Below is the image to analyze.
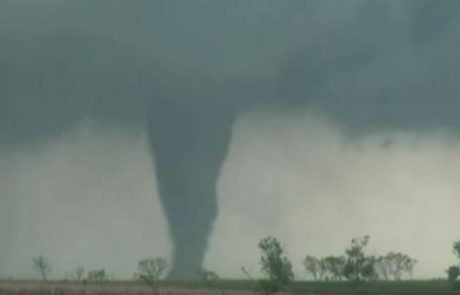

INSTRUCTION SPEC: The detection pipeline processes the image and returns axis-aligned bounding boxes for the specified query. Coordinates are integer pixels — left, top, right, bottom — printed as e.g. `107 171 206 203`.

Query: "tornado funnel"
147 99 235 278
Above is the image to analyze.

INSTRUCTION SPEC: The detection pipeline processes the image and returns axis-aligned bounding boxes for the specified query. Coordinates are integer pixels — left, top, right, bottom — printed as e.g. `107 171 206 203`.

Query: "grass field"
0 280 458 295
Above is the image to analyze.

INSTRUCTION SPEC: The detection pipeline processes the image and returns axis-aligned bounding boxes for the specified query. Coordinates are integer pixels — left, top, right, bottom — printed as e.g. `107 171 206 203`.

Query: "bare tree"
241 267 253 280
32 256 52 281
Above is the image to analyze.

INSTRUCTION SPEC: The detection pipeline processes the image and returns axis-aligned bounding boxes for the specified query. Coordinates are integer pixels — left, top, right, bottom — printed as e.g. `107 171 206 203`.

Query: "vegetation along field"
3 236 460 295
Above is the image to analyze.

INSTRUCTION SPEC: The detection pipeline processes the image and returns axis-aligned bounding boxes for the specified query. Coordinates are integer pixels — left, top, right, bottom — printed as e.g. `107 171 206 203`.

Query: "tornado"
147 99 236 278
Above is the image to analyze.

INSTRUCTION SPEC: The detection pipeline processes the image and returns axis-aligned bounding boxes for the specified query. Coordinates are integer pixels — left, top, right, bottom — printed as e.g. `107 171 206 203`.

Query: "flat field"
0 280 458 295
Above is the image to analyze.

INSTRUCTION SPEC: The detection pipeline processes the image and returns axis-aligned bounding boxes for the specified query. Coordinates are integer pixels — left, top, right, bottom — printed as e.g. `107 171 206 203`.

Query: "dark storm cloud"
1 0 460 278
1 0 459 139
277 0 460 135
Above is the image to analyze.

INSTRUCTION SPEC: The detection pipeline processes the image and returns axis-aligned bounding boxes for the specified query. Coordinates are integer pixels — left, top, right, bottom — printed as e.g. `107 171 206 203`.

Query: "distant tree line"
303 236 417 282
33 234 460 289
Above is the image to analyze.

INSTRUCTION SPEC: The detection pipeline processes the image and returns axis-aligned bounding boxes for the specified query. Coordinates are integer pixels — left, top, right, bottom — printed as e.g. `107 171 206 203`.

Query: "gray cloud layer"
1 1 460 141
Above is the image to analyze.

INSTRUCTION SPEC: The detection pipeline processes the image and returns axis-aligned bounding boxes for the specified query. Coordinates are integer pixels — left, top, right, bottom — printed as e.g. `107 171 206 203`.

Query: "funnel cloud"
148 100 235 277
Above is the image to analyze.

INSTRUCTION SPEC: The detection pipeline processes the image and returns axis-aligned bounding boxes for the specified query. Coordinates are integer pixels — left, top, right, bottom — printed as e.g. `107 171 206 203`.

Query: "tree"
323 256 346 281
343 235 376 282
361 255 378 281
375 252 417 280
447 241 460 282
303 256 320 280
87 269 107 284
68 267 85 282
32 256 51 281
453 241 460 260
258 236 294 294
241 267 253 280
400 254 417 279
375 255 391 281
318 258 329 280
136 257 168 294
447 266 460 282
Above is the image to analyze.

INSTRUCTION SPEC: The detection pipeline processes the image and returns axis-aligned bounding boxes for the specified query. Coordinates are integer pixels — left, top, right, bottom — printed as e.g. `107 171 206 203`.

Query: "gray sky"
1 0 460 280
